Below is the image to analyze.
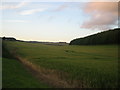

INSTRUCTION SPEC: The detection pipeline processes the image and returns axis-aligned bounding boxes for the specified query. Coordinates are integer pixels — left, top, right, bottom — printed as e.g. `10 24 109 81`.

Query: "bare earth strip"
14 55 82 88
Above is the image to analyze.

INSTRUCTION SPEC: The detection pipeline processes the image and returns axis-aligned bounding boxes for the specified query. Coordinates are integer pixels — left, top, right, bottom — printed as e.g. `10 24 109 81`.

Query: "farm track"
14 55 83 88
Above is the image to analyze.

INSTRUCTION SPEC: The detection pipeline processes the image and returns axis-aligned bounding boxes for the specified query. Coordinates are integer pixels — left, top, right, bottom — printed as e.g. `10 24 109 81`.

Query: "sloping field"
2 46 50 88
3 41 118 88
2 57 50 88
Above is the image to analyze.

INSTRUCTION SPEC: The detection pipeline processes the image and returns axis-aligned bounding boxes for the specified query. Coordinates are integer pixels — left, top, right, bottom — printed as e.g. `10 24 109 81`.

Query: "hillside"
2 40 118 88
70 28 120 45
2 42 50 88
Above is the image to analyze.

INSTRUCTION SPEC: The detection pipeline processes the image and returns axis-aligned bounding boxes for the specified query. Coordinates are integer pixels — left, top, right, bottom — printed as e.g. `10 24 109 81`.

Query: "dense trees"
2 37 16 41
70 28 120 45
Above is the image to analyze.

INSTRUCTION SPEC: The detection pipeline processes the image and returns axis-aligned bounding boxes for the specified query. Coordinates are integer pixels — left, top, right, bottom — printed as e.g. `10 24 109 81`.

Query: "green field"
2 57 50 88
3 41 118 88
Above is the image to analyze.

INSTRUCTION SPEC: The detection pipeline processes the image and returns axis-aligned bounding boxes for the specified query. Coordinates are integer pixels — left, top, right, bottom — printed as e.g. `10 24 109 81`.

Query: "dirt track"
15 55 78 88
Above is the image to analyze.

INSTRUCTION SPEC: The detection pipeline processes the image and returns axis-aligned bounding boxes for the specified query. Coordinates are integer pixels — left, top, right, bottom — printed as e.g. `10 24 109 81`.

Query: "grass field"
3 41 119 88
2 57 50 88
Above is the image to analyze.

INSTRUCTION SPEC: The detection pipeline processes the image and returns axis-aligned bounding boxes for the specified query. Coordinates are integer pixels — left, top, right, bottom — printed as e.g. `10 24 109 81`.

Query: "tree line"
70 28 120 45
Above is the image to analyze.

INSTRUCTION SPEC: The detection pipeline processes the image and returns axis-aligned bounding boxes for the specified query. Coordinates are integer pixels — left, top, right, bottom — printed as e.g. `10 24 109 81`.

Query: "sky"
0 0 118 43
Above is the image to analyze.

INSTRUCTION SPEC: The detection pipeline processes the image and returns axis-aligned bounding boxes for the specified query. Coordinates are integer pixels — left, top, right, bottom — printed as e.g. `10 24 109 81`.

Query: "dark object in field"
70 28 120 45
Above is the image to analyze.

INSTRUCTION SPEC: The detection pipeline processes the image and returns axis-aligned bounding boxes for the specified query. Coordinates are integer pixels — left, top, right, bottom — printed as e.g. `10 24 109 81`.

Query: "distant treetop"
2 37 16 41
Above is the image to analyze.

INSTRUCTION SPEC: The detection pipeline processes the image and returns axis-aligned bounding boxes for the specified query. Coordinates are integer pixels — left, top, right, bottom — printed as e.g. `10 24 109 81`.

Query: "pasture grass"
2 57 50 88
3 41 118 88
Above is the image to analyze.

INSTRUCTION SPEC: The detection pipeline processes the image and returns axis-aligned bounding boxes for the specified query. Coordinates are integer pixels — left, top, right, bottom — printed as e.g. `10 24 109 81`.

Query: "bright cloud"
53 4 68 12
80 2 118 30
19 8 46 15
3 20 29 23
0 1 29 10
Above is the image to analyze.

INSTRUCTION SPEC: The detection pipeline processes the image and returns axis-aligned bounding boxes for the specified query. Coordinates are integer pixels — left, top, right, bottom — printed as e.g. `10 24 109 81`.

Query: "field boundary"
4 42 80 88
15 55 80 88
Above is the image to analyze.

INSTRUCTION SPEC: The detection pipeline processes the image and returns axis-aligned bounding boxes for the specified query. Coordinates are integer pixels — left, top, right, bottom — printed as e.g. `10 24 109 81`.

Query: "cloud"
53 4 68 12
90 0 119 2
19 8 46 15
4 20 29 23
15 1 29 8
3 0 119 2
80 2 118 30
0 0 29 10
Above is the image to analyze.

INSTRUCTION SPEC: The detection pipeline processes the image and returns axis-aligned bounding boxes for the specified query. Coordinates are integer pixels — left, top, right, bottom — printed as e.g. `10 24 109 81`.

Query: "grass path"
14 55 75 88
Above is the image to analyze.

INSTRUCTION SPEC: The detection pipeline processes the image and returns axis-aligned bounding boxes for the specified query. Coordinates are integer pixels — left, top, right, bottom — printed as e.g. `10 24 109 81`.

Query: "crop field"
3 41 119 88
